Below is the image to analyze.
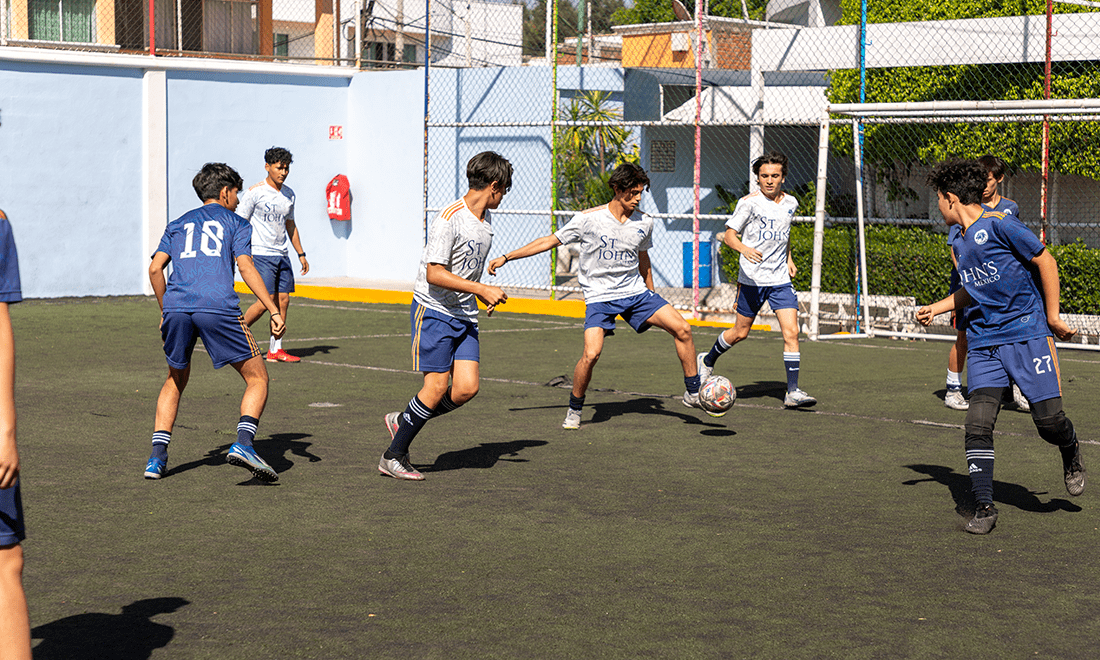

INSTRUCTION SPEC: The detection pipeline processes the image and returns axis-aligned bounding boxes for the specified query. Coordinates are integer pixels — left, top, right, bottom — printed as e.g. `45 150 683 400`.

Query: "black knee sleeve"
964 388 1002 446
1031 397 1076 448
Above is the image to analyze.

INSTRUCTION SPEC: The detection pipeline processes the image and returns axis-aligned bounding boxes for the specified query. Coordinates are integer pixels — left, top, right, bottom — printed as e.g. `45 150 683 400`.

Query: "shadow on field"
588 398 732 432
32 597 189 659
902 464 1083 517
733 380 792 405
421 440 548 472
281 344 339 359
165 434 319 482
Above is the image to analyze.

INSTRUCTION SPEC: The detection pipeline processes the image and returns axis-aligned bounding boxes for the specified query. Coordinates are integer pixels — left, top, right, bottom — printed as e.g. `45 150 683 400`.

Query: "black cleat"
965 503 999 535
1063 443 1086 497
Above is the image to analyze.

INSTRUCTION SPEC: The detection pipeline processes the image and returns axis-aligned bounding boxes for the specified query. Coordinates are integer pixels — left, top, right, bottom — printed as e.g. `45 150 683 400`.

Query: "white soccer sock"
270 335 281 352
946 370 962 390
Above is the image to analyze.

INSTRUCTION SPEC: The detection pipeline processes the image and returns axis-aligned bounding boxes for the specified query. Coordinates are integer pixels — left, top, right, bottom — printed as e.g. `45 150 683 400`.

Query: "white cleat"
944 390 969 410
696 352 713 383
562 408 581 430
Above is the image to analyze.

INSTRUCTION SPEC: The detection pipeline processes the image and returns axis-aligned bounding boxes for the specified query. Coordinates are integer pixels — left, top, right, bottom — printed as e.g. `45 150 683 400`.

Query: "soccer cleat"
965 503 999 535
266 349 301 363
1063 443 1086 496
562 408 582 430
696 352 713 383
227 442 279 482
944 389 969 410
144 457 166 480
1012 383 1031 412
783 388 817 408
384 412 401 440
682 390 703 410
378 452 424 481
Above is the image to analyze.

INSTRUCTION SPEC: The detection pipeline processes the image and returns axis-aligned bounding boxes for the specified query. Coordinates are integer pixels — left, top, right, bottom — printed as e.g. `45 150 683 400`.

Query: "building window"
651 140 676 173
403 44 416 63
274 32 289 57
364 41 397 63
29 0 94 42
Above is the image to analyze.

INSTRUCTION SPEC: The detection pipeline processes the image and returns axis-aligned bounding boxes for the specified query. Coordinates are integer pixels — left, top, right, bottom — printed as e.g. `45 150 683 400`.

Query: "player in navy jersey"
378 152 511 480
0 209 31 659
489 162 707 429
918 160 1084 535
144 163 287 483
942 155 1028 411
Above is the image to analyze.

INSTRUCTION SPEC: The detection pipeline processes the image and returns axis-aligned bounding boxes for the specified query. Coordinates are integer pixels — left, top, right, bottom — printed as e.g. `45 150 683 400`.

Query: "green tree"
557 90 638 209
523 0 626 59
611 0 767 26
827 0 1100 181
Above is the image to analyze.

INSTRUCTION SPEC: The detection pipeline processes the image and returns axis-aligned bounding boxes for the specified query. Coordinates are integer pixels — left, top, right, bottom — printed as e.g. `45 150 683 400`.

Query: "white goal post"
807 98 1100 350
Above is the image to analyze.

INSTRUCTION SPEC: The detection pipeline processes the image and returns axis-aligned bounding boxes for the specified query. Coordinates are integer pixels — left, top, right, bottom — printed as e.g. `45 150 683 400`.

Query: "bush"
716 224 1100 311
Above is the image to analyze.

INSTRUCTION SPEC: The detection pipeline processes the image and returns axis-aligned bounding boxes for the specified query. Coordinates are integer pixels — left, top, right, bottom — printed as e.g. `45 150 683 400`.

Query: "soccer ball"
699 375 736 417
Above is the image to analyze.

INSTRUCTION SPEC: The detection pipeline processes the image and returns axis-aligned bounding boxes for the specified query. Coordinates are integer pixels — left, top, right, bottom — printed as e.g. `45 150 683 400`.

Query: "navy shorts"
411 301 479 373
253 255 295 295
585 290 669 334
162 312 261 370
0 480 25 546
737 283 798 318
968 336 1062 404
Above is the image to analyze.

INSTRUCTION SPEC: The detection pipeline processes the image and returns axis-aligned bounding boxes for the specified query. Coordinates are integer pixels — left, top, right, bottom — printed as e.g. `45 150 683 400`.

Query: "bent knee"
452 386 479 405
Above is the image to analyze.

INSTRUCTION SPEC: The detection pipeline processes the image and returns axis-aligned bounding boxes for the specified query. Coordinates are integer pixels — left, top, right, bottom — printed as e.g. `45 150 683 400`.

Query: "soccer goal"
807 99 1100 350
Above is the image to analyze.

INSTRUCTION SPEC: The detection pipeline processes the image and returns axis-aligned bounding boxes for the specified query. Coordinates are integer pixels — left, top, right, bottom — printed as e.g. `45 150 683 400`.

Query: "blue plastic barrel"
682 241 712 288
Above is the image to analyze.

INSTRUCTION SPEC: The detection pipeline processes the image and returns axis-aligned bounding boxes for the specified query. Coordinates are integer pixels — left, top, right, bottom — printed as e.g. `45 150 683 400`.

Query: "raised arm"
487 235 563 275
1032 249 1076 341
917 289 972 326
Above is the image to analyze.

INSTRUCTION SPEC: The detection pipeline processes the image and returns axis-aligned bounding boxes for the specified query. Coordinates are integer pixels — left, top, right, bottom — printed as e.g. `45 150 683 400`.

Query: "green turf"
13 295 1100 658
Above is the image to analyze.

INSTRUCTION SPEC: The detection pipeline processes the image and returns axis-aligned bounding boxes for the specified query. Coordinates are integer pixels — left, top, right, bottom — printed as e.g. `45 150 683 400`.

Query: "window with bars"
29 0 94 42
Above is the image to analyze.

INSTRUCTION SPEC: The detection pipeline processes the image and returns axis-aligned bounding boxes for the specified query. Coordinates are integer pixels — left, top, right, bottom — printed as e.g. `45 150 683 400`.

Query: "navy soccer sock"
151 431 170 461
388 396 433 456
704 333 732 368
569 394 585 412
430 389 462 419
966 448 995 505
783 352 800 391
237 415 259 448
685 374 700 395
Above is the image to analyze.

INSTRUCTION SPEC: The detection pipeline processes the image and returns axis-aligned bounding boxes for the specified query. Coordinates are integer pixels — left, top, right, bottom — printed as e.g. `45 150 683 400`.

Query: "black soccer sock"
569 394 585 412
388 396 433 455
685 374 700 395
431 389 462 419
237 415 259 448
704 333 732 368
151 431 170 461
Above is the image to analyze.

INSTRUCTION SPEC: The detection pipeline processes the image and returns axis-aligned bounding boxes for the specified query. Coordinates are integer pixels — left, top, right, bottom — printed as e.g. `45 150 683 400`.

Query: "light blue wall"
0 61 145 297
345 69 425 282
166 71 351 280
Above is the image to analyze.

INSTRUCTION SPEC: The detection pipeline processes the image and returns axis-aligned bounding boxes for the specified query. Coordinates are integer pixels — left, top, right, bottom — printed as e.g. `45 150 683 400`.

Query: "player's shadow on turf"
164 439 308 485
902 464 1083 516
31 597 189 659
283 345 338 359
421 440 548 472
736 380 796 406
588 397 732 431
264 432 322 474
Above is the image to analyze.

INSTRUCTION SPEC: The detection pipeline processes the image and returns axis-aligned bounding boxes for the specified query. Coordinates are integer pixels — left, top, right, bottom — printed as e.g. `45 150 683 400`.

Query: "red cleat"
266 349 301 363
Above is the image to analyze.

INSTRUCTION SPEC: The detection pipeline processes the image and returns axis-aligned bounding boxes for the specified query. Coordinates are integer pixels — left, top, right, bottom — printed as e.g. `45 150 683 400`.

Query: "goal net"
807 99 1100 350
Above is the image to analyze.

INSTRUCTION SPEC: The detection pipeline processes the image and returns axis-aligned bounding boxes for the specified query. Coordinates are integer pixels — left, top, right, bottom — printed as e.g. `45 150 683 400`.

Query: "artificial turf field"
12 294 1100 659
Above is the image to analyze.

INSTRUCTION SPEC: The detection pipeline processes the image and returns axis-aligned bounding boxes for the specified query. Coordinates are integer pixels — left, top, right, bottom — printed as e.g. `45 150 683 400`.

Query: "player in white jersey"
379 152 511 481
238 147 310 363
488 162 708 429
697 152 816 408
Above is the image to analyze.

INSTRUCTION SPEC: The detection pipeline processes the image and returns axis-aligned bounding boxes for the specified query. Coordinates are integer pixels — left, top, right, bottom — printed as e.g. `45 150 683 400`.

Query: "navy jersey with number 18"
157 204 253 316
